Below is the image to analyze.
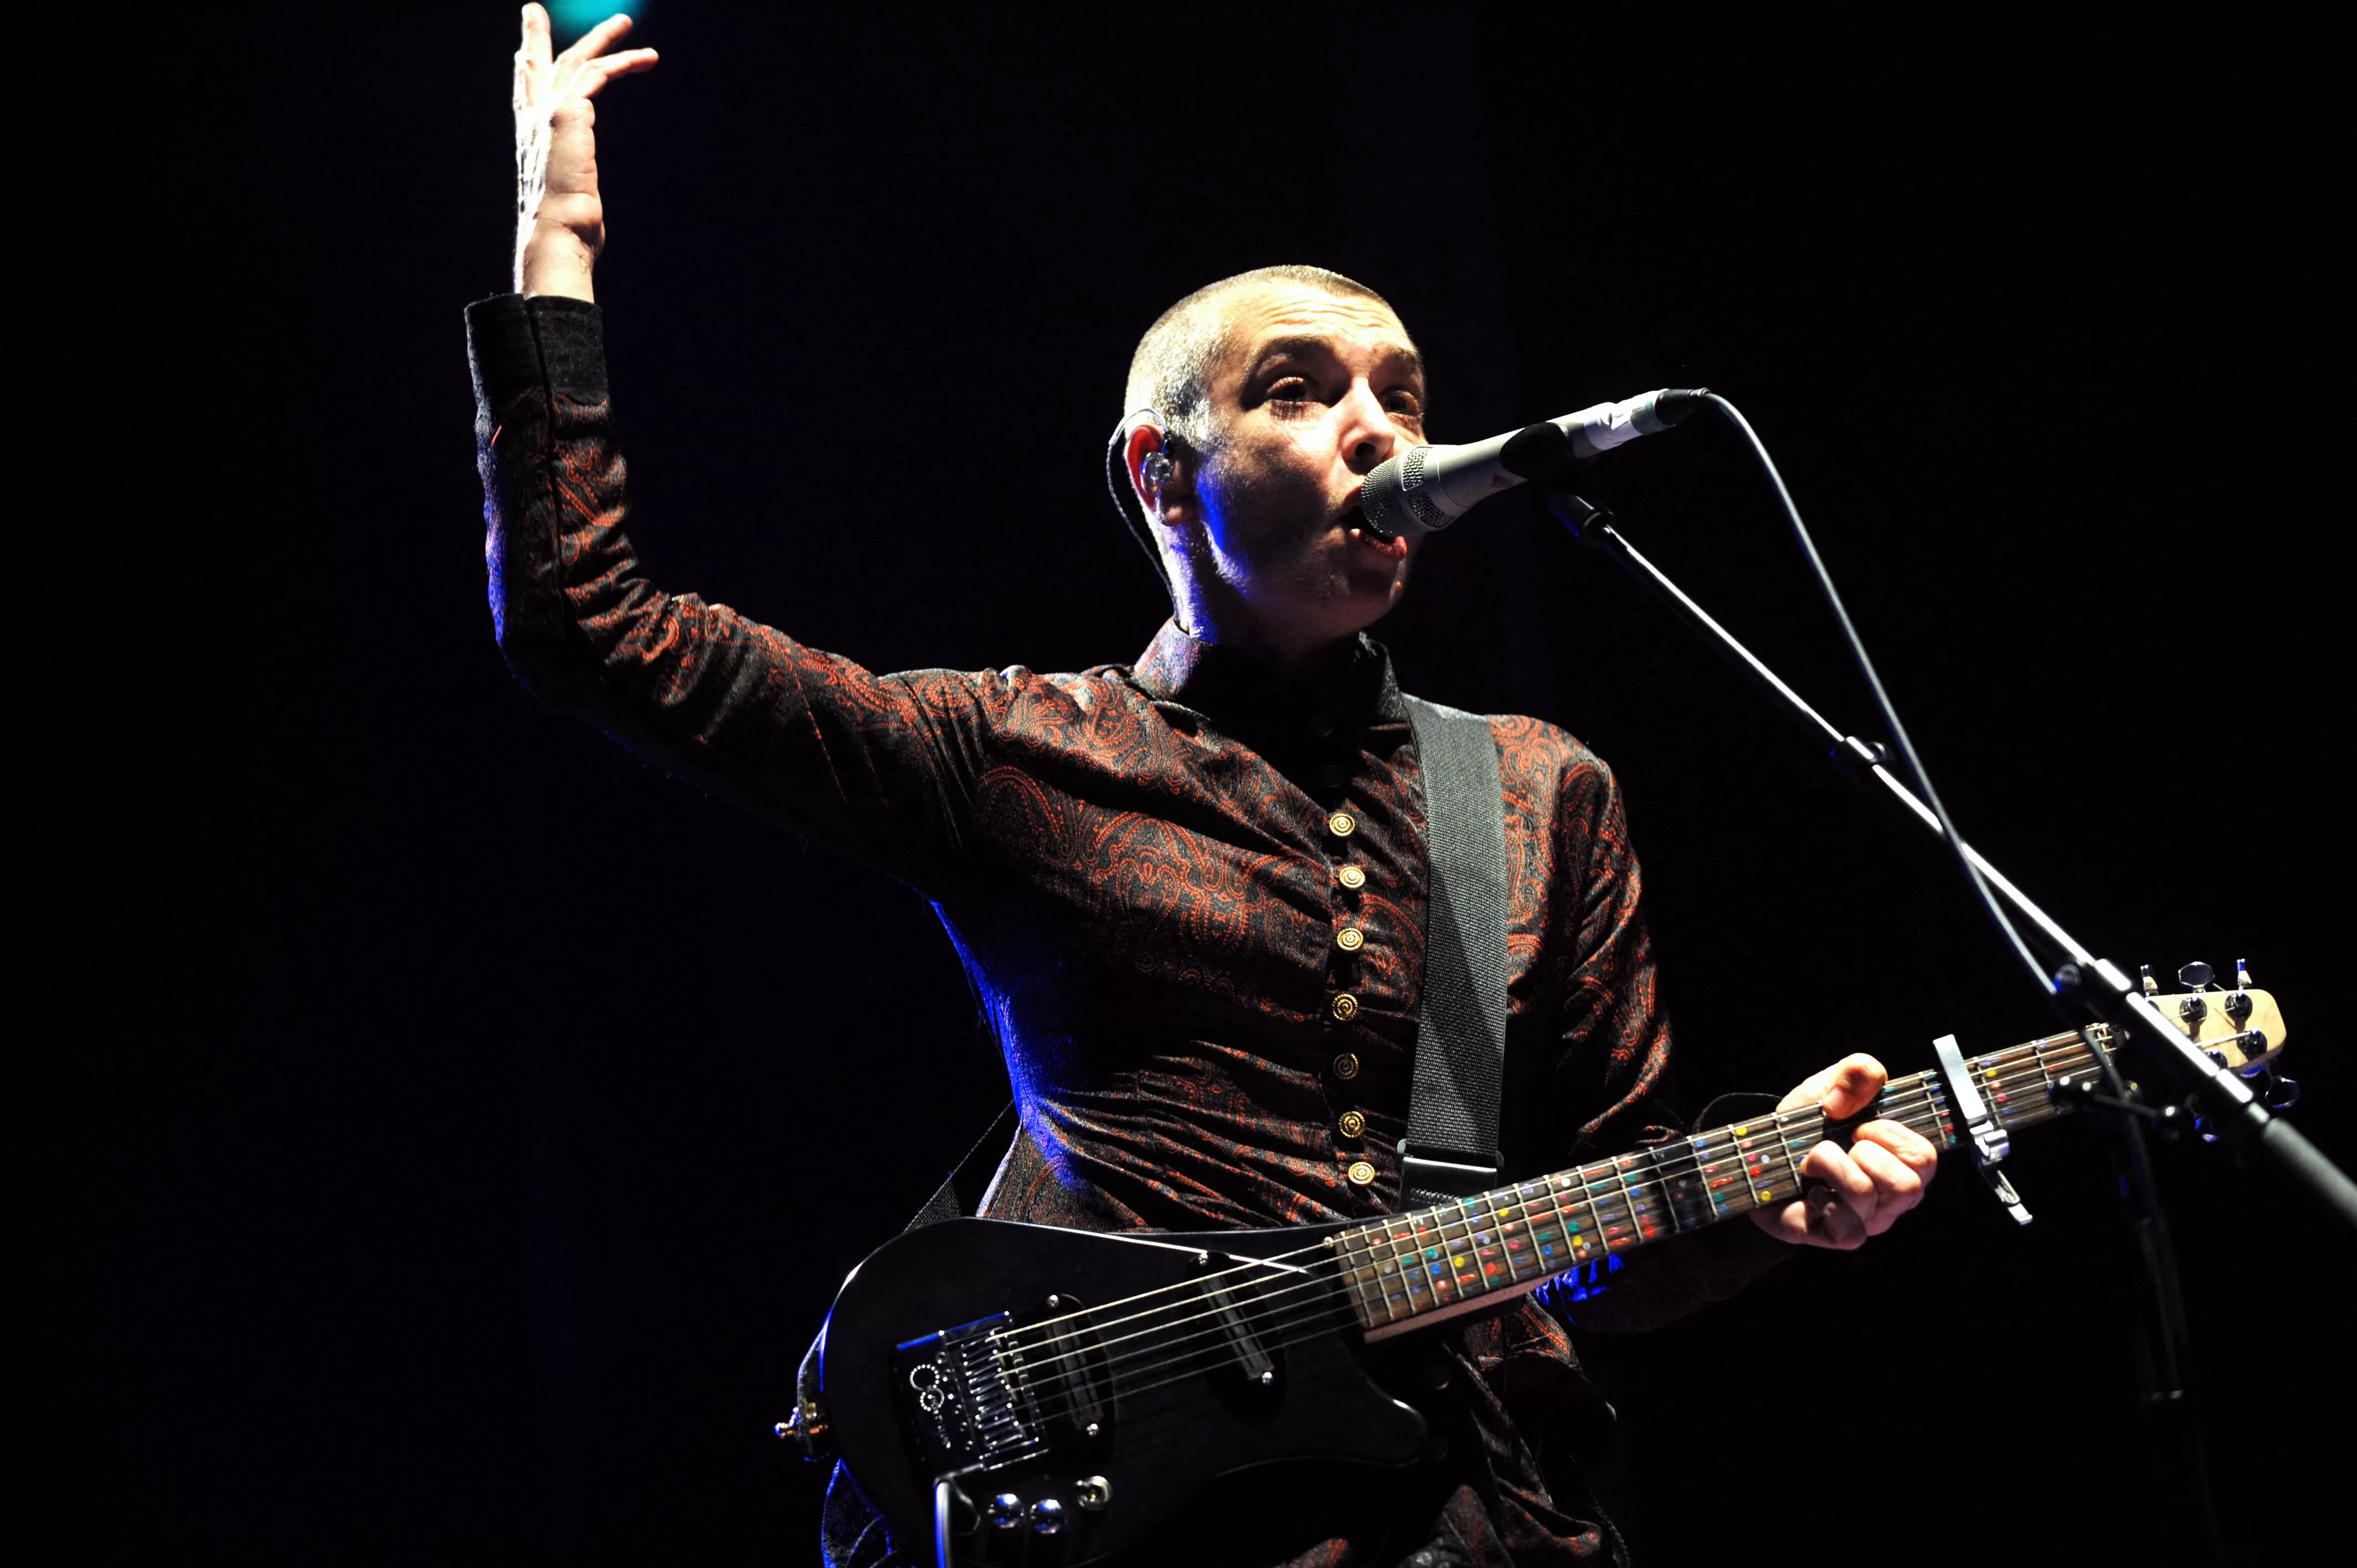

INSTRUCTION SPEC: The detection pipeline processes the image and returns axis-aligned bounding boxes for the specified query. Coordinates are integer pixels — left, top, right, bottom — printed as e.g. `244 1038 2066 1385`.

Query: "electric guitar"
792 981 2289 1564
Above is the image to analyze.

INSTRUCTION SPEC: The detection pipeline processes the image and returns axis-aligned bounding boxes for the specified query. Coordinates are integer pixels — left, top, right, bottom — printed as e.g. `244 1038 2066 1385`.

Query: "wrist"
519 225 596 302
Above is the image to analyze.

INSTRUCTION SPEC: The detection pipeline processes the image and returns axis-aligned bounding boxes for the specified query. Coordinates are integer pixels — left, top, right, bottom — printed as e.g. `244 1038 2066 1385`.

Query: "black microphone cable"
1703 393 2054 1003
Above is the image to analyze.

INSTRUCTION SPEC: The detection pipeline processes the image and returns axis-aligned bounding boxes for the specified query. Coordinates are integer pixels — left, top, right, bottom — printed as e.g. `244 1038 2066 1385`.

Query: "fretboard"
1336 1026 2108 1338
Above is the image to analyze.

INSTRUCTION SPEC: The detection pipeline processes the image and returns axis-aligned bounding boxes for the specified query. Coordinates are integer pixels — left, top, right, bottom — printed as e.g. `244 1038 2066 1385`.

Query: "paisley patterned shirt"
467 294 1785 1566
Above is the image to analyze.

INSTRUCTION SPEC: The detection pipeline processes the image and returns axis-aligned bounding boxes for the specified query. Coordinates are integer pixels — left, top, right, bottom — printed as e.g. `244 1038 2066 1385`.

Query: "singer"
477 12 1937 1565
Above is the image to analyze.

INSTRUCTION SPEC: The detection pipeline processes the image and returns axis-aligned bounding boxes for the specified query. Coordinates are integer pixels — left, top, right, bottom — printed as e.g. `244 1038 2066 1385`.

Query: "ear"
1124 421 1188 524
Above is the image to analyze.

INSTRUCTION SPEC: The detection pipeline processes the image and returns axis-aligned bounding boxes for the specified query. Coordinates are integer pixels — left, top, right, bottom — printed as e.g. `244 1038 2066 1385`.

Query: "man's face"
1181 284 1428 648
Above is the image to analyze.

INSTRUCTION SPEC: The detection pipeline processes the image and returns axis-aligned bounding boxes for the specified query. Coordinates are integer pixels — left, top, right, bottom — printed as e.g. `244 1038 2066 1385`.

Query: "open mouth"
1341 506 1408 558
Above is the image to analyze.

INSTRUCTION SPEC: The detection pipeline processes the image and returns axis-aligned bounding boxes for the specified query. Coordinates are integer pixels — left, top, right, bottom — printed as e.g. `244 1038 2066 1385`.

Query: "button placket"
1320 742 1371 1193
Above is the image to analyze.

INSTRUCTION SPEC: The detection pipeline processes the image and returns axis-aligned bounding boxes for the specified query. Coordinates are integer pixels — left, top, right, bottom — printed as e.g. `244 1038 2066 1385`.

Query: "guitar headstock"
2142 959 2288 1075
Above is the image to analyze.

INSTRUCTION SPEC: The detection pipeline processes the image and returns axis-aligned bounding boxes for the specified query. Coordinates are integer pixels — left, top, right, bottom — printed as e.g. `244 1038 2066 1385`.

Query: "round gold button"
1339 1110 1367 1139
1337 865 1366 890
1317 762 1348 788
1332 1051 1361 1080
1330 992 1360 1023
1336 926 1365 952
1327 811 1356 838
1346 1159 1377 1187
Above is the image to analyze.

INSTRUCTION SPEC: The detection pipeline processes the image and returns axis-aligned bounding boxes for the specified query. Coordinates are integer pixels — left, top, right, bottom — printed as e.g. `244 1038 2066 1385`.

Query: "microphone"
1358 388 1709 535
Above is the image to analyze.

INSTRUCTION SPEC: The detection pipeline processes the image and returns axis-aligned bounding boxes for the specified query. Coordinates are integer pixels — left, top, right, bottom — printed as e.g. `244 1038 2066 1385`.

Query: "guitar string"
1007 1100 1892 1415
988 1070 1937 1363
987 1027 2098 1357
1000 1053 2091 1414
984 1032 2094 1356
1000 1041 2087 1365
991 1044 2095 1392
1006 1040 2106 1414
1009 1302 1366 1437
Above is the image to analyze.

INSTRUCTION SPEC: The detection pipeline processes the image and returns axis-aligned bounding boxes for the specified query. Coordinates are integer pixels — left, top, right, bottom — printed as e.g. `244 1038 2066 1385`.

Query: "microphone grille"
1359 447 1455 535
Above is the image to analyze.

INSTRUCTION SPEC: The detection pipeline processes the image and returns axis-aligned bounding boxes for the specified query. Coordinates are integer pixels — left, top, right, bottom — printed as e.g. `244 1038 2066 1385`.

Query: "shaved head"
1124 265 1398 446
1114 270 1429 669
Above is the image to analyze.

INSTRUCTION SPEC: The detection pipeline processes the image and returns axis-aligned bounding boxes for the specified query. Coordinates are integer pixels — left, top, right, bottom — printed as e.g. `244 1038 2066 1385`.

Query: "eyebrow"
1246 334 1425 384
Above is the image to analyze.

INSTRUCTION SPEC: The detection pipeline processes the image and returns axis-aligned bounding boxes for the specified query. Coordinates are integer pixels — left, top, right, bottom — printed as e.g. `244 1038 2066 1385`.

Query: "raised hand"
1751 1053 1939 1250
512 5 658 298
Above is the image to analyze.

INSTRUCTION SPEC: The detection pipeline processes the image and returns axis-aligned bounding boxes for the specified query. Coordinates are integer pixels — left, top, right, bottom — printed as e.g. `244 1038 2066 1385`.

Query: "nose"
1338 381 1399 477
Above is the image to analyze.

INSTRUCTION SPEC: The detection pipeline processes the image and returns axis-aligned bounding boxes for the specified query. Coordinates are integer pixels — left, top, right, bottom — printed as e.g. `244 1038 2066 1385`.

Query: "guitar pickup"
1201 1267 1276 1386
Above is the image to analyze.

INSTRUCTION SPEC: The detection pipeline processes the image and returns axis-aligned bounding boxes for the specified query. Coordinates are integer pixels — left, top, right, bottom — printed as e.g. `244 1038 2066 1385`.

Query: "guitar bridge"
893 1312 1041 1475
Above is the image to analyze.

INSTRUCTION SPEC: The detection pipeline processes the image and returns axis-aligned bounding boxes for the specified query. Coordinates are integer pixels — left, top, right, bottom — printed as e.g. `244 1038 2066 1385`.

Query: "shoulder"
1478 711 1620 811
883 661 1167 741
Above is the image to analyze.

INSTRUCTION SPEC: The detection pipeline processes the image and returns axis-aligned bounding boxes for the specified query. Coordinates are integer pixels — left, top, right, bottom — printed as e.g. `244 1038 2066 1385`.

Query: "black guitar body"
821 1216 1432 1565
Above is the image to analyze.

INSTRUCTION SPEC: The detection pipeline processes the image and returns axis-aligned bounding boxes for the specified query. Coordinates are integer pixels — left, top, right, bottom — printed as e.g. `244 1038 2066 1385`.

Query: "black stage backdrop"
75 6 2341 1562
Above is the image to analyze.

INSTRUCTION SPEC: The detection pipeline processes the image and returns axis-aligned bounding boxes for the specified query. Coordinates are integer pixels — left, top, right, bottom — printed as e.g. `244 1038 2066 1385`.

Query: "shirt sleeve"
467 293 1001 896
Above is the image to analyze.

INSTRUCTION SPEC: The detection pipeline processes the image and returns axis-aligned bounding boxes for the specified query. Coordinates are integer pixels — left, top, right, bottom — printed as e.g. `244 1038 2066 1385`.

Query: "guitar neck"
1337 1025 2111 1340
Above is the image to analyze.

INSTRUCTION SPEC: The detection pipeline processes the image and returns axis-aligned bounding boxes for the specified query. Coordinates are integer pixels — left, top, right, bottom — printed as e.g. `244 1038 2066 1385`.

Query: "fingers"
1750 1181 1863 1250
1772 1053 1886 1116
521 4 552 70
1750 1107 1939 1251
1802 1139 1877 1237
557 13 638 68
1812 1123 1932 1235
1816 1053 1888 1120
1850 1138 1927 1234
1855 1116 1939 1175
526 11 652 105
573 48 660 97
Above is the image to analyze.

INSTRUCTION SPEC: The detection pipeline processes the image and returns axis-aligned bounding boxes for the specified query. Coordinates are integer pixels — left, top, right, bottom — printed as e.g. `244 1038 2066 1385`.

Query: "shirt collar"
1130 619 1409 734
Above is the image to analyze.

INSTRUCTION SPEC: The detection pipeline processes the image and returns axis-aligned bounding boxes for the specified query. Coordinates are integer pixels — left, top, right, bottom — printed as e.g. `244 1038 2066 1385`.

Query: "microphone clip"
1544 490 1614 544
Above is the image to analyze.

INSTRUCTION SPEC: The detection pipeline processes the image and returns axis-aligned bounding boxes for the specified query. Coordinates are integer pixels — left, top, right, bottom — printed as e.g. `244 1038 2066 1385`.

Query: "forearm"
467 293 976 886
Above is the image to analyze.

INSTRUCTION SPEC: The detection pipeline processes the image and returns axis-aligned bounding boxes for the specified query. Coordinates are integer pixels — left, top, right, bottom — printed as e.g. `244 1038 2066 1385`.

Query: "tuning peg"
2177 961 2214 989
2224 959 2254 1028
2261 1067 2301 1111
2140 964 2159 998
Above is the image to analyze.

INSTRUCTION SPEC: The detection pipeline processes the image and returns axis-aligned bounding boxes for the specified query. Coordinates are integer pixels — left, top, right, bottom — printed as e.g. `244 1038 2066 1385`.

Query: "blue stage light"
547 2 649 43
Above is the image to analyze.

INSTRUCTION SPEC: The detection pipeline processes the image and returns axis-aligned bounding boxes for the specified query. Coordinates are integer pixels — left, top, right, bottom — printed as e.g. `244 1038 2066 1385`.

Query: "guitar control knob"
987 1493 1022 1529
1030 1498 1066 1534
1077 1474 1112 1512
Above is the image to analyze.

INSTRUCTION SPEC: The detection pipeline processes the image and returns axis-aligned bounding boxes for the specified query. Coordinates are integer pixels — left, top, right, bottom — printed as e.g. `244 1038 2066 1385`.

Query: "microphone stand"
1542 490 2356 1230
1542 490 2351 1562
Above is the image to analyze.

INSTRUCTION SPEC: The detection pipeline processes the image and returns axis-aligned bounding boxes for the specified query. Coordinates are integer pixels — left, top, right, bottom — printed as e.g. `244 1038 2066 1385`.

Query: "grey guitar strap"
1401 696 1512 1208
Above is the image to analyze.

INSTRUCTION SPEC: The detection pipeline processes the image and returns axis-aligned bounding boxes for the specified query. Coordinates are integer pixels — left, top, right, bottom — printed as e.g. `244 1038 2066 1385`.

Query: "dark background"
73 4 2340 1562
